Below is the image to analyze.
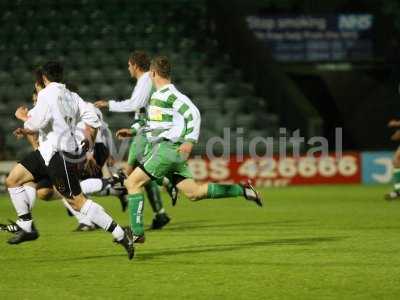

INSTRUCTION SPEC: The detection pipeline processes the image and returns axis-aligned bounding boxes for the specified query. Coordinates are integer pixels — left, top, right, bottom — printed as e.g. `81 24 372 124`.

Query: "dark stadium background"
0 0 399 186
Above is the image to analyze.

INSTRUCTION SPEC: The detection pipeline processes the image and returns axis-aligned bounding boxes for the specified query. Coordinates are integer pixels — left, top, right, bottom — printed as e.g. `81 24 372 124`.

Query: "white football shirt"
24 82 101 165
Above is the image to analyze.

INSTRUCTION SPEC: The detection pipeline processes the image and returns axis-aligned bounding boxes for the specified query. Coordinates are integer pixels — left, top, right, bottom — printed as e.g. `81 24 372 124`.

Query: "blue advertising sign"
361 151 394 184
246 14 374 62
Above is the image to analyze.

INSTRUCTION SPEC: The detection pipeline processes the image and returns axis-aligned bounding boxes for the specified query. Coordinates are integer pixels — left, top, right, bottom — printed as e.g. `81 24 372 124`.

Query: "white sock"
156 208 165 215
16 219 33 233
112 226 125 241
8 186 30 217
80 199 124 241
80 199 113 231
80 178 104 195
61 198 93 227
24 185 37 210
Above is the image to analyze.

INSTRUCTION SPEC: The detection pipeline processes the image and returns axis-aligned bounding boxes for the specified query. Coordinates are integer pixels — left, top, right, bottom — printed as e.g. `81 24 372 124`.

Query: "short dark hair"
41 61 63 82
33 67 45 89
129 51 150 72
150 56 171 79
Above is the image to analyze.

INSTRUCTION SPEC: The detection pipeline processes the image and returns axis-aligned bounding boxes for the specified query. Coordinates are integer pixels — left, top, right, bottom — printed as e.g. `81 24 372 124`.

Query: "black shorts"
36 178 53 190
19 150 49 183
94 143 109 168
47 151 85 198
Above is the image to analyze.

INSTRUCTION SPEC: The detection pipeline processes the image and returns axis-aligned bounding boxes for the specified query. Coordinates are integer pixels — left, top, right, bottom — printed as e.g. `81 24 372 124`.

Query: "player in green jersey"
95 51 172 229
123 56 263 247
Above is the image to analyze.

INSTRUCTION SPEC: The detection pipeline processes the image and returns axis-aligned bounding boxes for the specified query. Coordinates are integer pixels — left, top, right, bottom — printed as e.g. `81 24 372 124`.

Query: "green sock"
393 168 400 191
207 183 244 198
145 180 164 214
128 193 145 236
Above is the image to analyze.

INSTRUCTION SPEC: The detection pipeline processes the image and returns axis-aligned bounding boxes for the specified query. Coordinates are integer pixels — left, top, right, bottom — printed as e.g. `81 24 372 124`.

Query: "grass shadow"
138 236 346 261
162 220 314 232
29 236 345 263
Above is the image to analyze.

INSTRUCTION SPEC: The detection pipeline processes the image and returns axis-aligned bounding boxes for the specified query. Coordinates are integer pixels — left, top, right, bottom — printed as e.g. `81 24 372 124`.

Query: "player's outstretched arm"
15 106 29 122
24 93 50 132
13 127 39 149
95 75 152 112
94 99 108 109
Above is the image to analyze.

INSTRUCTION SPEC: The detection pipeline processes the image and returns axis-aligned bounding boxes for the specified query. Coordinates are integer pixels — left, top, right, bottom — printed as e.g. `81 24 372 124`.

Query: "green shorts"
141 141 192 184
127 134 151 166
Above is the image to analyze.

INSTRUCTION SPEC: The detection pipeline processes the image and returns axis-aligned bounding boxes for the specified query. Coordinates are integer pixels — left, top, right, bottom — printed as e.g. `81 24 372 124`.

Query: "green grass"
1 185 400 299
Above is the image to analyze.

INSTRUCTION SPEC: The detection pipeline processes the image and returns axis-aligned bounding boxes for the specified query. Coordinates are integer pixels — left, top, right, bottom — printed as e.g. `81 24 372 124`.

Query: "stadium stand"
0 0 279 158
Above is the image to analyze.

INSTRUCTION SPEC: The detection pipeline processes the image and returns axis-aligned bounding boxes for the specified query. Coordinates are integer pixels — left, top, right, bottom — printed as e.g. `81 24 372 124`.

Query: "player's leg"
61 197 95 231
5 151 47 243
93 142 109 173
6 164 37 220
145 180 170 229
33 176 95 231
125 141 182 238
23 181 37 204
110 139 140 211
48 152 134 259
36 178 54 200
36 188 54 201
80 177 111 195
386 148 400 200
0 180 37 234
129 135 170 229
173 161 263 206
393 148 400 191
79 143 113 195
176 179 260 205
163 177 178 206
124 166 151 240
77 143 127 211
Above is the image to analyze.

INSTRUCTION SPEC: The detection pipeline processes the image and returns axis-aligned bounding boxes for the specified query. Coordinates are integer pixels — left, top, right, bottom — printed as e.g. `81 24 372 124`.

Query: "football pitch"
0 185 400 299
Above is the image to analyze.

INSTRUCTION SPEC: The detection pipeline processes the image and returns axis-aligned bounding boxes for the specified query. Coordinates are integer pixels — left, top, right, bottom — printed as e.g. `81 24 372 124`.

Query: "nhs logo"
338 14 373 31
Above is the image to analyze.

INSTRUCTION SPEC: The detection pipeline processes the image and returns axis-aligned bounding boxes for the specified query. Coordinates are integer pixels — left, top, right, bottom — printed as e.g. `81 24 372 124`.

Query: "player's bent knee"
124 178 146 194
5 173 23 188
6 163 34 188
124 179 138 192
124 167 151 194
5 175 16 188
178 181 207 201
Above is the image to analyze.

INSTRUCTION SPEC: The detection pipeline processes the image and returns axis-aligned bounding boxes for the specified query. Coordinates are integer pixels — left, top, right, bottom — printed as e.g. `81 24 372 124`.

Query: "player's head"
128 50 150 79
32 88 38 105
149 55 171 81
41 61 63 84
33 67 45 92
33 67 45 105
